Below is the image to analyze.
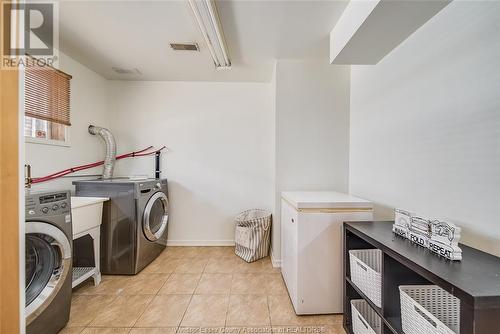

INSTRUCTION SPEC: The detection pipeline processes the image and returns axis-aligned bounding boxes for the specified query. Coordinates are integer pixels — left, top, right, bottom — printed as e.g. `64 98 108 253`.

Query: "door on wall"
0 0 21 331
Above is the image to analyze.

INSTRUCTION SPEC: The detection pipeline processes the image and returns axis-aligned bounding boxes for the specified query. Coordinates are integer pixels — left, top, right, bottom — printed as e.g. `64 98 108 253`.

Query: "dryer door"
25 222 71 325
143 191 169 242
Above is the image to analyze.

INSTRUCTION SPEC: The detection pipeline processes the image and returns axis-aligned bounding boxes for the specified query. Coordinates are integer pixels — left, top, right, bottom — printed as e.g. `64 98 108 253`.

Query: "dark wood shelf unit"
343 221 500 334
385 317 402 334
346 276 382 316
346 276 401 334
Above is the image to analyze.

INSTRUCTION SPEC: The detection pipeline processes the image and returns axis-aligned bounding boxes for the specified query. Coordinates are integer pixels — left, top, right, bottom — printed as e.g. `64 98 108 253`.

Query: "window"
24 57 72 144
24 116 66 141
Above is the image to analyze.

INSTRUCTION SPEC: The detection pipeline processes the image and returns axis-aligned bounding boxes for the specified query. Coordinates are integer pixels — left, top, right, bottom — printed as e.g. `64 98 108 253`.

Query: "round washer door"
143 191 169 242
25 222 71 325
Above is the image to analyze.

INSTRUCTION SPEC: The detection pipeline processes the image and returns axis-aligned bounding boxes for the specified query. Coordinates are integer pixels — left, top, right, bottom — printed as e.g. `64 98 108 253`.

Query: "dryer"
73 178 169 275
25 190 73 334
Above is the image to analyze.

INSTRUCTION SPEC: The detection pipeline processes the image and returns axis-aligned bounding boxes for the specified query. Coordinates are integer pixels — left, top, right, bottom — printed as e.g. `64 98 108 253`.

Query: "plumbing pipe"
88 125 116 179
25 165 32 188
30 146 164 184
36 146 154 180
155 151 162 179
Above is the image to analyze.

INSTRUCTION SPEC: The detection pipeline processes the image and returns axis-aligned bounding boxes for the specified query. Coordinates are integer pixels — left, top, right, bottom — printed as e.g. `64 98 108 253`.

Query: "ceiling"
59 0 348 82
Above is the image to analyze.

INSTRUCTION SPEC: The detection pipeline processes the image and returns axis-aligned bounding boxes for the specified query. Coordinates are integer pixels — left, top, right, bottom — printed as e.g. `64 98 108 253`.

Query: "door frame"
1 0 22 332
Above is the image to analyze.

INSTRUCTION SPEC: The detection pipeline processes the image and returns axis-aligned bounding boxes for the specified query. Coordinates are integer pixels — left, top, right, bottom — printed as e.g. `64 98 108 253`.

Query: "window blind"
25 59 72 126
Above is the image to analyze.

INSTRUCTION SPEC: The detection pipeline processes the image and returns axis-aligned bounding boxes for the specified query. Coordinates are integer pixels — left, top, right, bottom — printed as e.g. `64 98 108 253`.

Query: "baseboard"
166 240 281 267
271 248 282 268
166 240 236 246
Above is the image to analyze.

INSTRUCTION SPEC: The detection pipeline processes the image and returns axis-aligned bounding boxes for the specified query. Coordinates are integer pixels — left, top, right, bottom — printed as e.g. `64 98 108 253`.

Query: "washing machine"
73 178 169 275
25 190 73 334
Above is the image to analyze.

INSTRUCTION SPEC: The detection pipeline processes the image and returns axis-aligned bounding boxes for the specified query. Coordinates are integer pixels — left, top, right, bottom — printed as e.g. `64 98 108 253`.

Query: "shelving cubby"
342 221 500 334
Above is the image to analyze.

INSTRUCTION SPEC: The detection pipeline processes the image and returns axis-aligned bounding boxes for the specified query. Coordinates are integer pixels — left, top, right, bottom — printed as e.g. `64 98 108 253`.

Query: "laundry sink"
71 196 109 237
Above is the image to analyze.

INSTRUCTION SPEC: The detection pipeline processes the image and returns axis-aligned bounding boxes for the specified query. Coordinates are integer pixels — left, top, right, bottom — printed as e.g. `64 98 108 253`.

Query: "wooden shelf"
345 276 401 334
343 324 354 334
385 317 402 334
345 276 382 316
343 221 500 334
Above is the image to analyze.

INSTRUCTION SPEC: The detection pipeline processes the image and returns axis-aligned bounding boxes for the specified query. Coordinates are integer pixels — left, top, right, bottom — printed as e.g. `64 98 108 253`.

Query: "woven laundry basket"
351 299 382 334
400 285 460 334
234 209 272 262
349 249 382 307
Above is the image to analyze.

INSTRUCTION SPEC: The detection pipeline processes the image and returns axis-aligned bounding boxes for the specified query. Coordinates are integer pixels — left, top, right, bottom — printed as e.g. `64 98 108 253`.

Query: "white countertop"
281 191 372 209
71 196 109 209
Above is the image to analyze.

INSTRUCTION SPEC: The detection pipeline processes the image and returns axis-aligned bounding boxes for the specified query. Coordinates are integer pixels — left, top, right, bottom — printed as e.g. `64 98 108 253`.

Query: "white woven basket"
400 285 460 334
349 249 382 307
351 299 382 334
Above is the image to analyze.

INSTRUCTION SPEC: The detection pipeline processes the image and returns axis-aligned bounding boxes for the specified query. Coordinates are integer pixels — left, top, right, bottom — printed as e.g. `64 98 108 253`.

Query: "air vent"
112 67 142 75
170 43 199 51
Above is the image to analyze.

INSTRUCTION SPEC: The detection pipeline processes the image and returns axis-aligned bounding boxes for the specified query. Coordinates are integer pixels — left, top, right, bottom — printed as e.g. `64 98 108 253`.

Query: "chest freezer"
280 191 373 314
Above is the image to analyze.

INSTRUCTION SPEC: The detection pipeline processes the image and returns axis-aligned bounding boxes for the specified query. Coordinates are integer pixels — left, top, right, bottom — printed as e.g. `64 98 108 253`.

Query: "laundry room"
1 1 500 334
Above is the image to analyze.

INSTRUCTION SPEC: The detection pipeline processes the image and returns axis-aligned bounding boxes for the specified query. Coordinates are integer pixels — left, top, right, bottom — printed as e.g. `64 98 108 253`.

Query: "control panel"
136 179 167 201
26 191 71 217
138 180 165 193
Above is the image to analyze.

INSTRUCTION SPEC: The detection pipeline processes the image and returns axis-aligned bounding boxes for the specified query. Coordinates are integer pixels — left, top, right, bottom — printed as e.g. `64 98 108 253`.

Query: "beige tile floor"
59 247 345 334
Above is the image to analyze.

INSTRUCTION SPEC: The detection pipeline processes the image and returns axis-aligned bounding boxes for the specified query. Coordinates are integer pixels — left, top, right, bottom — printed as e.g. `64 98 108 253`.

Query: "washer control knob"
156 182 161 189
41 207 49 214
28 210 35 215
52 204 59 211
61 202 67 209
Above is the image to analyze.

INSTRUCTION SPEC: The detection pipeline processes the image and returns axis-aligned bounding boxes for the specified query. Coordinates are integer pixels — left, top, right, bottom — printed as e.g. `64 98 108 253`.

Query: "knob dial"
61 202 67 209
52 204 59 211
41 207 49 214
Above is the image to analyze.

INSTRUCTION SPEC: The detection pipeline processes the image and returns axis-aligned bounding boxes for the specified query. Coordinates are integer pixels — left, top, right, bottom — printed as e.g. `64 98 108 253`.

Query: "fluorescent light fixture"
187 0 231 69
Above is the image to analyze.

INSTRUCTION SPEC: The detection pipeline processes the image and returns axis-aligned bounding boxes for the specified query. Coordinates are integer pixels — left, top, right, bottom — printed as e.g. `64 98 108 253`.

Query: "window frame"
25 133 71 147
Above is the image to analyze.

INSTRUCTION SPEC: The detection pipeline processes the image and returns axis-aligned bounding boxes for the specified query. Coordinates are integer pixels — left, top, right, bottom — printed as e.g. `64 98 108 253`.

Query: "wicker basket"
351 299 382 334
349 249 382 307
400 285 460 334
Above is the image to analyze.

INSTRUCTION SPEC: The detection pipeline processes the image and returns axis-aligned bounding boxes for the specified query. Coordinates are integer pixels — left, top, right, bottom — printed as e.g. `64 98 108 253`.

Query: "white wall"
273 59 351 260
108 81 275 245
26 52 110 192
349 1 500 256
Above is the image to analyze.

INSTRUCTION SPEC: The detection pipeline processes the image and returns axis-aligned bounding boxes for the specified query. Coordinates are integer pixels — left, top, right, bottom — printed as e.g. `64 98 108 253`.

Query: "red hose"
31 146 165 184
37 145 154 180
133 146 166 157
117 145 154 159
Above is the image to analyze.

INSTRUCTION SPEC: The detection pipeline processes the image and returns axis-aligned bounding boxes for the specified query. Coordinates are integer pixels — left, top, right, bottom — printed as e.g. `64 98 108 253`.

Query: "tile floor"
60 247 345 334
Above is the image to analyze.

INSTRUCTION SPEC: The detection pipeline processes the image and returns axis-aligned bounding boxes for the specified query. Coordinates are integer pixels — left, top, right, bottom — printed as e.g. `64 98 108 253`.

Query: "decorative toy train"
393 209 462 261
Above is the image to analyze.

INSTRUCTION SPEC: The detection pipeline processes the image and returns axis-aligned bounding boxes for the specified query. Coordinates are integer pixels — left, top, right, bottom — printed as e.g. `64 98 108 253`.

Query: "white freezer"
280 191 373 314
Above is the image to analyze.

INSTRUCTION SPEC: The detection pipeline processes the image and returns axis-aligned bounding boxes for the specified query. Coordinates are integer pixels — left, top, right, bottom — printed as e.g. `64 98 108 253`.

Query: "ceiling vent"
170 43 199 51
111 67 142 75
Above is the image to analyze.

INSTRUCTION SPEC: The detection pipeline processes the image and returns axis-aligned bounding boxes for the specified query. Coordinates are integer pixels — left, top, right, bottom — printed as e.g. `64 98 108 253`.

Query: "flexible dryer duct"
88 125 116 179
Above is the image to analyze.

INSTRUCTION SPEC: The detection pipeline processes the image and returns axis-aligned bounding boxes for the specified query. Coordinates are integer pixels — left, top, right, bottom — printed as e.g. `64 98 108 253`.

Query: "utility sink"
71 196 109 237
